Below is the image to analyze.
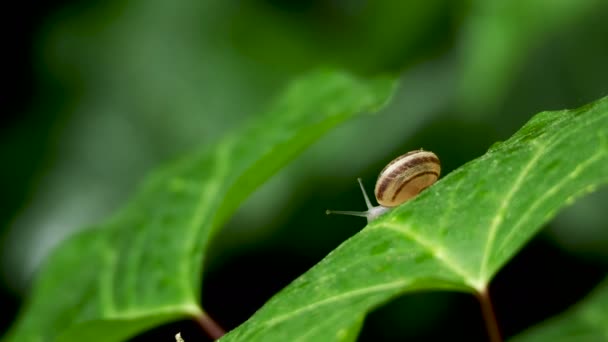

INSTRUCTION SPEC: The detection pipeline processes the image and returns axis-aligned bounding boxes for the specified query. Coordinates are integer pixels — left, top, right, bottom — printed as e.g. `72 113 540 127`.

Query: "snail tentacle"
326 150 440 222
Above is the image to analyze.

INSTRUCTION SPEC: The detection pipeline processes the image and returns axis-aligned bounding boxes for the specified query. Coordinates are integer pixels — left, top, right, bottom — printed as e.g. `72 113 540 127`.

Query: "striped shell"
373 150 441 207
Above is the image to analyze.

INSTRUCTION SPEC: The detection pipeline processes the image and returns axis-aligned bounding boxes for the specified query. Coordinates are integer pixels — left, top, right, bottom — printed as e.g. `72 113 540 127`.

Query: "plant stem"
477 288 502 342
195 311 226 340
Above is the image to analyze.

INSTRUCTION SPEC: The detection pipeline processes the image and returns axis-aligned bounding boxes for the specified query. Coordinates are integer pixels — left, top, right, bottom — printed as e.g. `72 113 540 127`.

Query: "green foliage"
3 1 608 341
3 70 397 342
512 278 608 341
457 0 603 114
221 97 608 341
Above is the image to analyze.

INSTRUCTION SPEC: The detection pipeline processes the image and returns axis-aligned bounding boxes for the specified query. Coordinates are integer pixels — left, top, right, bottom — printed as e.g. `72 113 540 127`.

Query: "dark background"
2 1 608 341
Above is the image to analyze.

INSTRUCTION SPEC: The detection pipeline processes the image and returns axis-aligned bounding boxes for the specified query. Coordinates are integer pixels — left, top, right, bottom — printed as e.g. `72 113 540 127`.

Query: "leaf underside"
3 70 397 342
222 97 608 341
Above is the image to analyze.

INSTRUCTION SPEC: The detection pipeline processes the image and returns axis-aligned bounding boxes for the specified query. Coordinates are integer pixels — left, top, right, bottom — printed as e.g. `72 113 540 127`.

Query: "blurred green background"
1 0 608 340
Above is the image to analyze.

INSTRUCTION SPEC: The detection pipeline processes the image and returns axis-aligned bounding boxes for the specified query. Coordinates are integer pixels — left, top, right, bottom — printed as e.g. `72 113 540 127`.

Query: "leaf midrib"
479 142 546 280
379 222 481 290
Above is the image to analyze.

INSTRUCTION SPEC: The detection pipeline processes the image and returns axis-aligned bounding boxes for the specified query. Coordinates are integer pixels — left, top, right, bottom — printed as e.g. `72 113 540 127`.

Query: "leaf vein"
497 143 607 254
436 175 467 236
478 143 545 280
181 139 234 299
380 223 480 290
257 280 409 330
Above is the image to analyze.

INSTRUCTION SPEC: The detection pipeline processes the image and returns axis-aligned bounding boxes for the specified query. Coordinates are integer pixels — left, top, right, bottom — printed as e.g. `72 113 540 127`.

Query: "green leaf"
222 97 608 341
512 277 608 341
3 70 397 342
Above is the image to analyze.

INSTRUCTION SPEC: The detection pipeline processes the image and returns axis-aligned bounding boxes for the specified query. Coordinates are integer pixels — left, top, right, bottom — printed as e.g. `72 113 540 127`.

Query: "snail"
326 150 441 222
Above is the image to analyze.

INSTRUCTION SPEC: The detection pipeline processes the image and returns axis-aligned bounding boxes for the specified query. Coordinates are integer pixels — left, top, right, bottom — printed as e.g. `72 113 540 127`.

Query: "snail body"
326 150 440 222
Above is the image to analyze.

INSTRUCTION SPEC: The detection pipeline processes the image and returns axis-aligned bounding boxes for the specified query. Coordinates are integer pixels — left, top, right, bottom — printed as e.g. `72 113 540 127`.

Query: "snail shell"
374 150 440 207
326 149 441 222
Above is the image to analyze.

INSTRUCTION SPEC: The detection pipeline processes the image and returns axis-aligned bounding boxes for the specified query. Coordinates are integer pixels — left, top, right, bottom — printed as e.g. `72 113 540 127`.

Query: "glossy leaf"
3 70 397 342
222 97 608 341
